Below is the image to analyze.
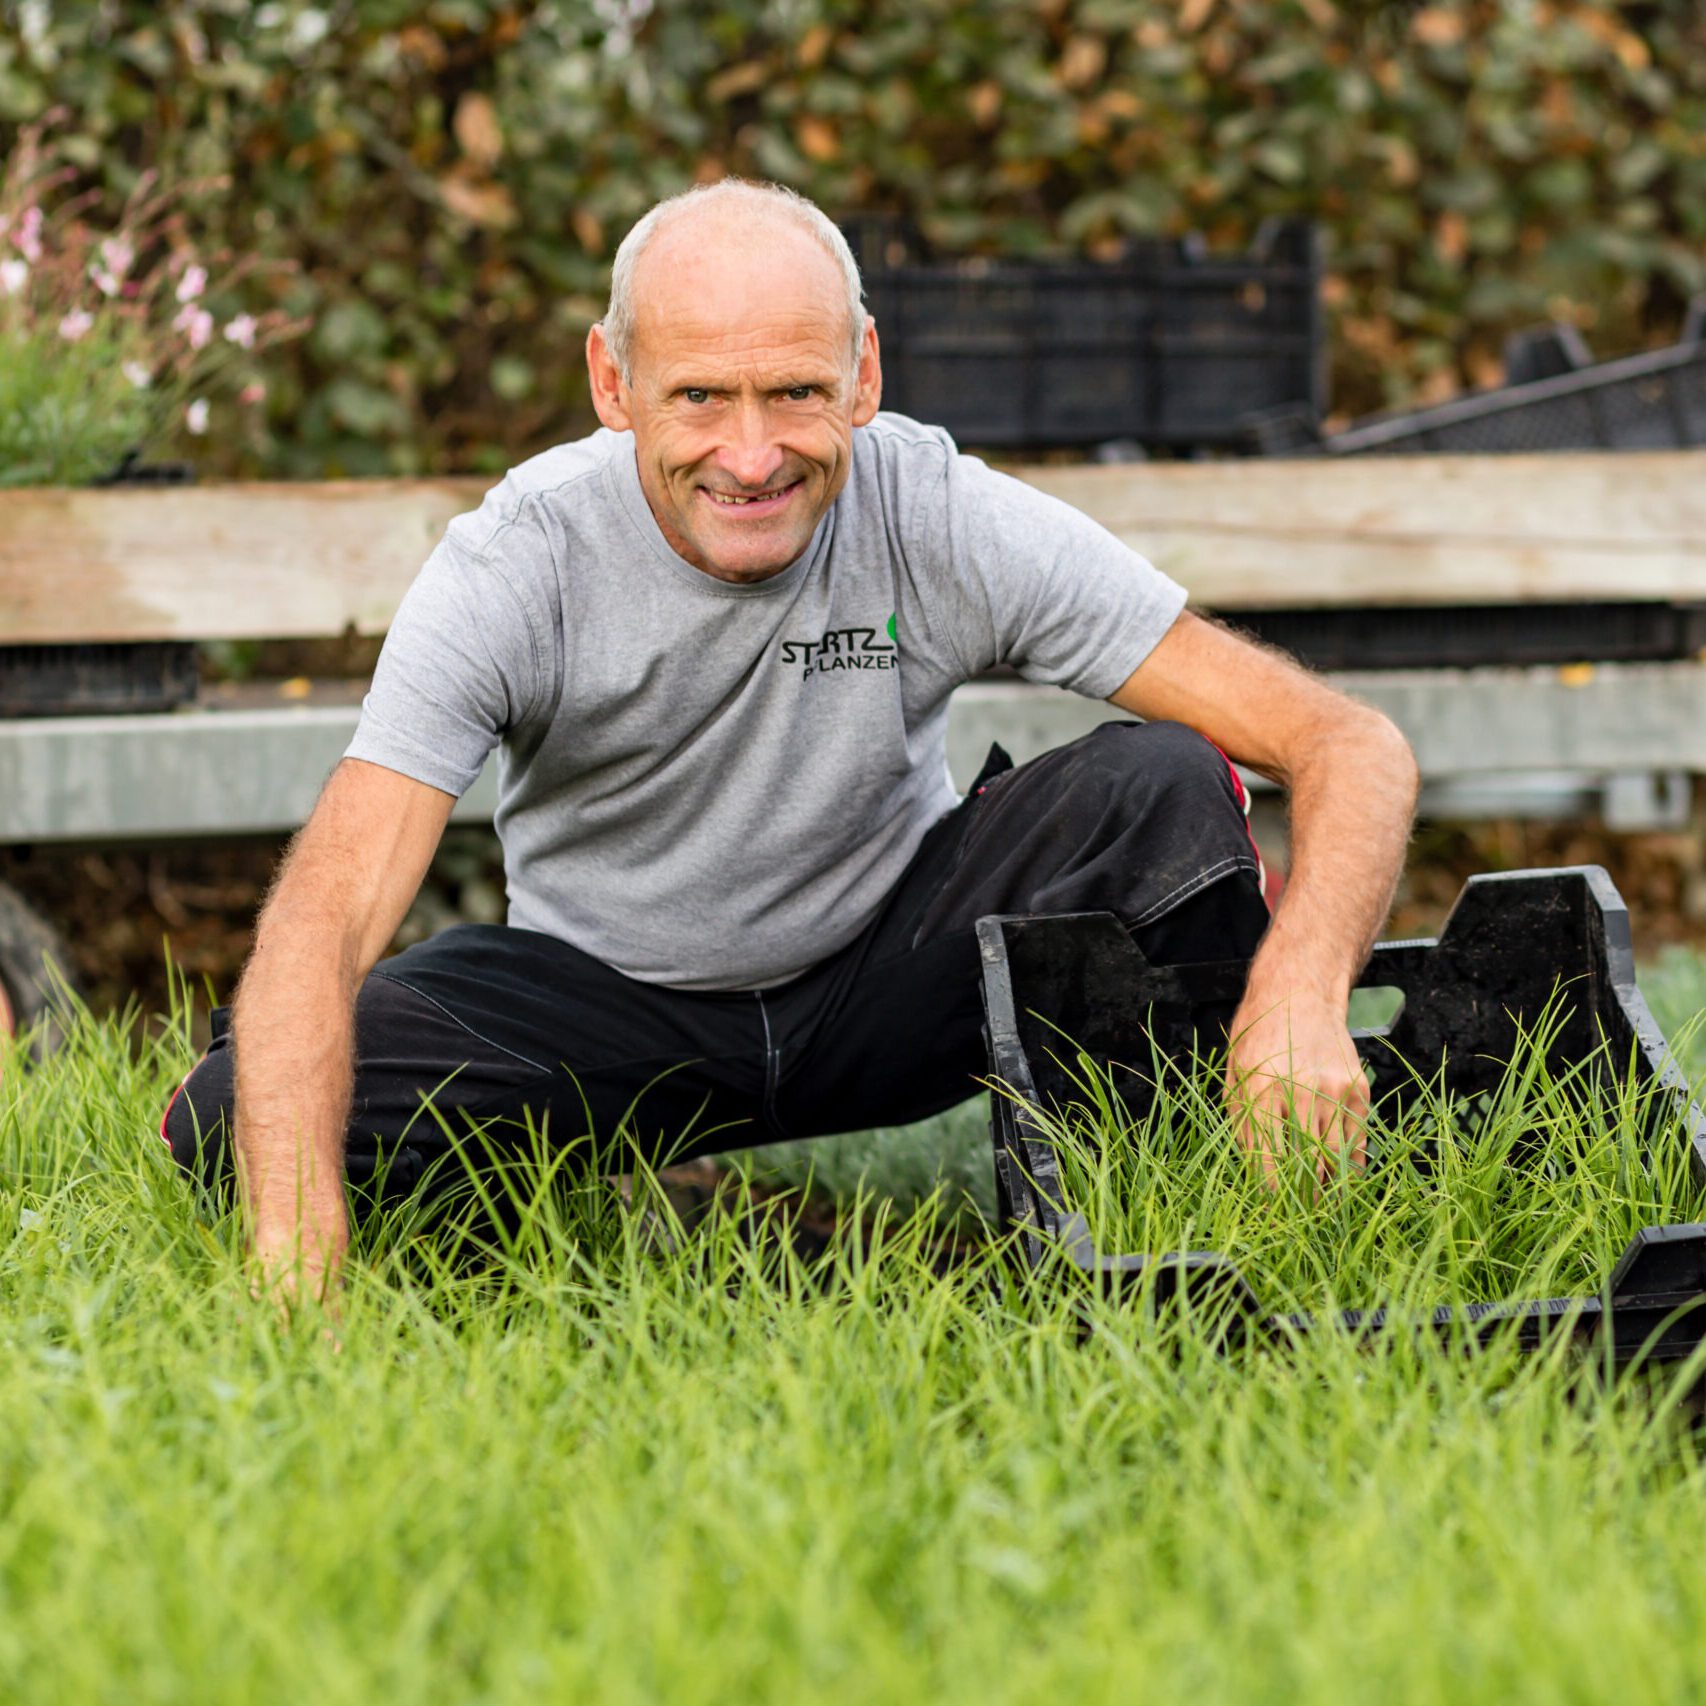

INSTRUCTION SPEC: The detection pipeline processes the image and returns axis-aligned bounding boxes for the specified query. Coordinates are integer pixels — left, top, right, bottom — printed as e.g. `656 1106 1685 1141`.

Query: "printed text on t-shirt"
780 625 898 681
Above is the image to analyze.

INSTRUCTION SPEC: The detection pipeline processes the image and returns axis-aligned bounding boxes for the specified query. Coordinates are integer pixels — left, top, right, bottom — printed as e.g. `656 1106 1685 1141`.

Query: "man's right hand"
249 1195 350 1314
229 759 454 1319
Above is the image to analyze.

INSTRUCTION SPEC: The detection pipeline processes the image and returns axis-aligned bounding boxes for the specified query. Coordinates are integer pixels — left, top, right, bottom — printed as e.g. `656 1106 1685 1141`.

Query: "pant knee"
1073 720 1253 844
161 1043 235 1187
1049 720 1265 924
1088 718 1235 795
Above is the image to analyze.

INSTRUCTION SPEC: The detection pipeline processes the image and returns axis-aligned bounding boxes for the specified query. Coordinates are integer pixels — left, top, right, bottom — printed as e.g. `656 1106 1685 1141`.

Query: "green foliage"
0 317 155 485
0 114 302 478
2 0 1703 473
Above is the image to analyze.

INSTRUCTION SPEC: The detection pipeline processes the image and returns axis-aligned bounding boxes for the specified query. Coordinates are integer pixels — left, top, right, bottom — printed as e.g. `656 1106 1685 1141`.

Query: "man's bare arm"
233 758 454 1299
1109 611 1420 1179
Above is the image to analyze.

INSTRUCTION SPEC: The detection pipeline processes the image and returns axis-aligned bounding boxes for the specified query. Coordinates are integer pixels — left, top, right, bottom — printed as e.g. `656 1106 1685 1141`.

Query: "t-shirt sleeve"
919 443 1188 698
344 504 547 797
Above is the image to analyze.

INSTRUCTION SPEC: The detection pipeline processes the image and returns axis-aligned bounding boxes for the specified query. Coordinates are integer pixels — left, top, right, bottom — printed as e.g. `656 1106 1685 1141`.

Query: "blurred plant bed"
0 114 302 487
0 824 507 1049
1393 814 1706 947
0 838 288 1034
198 634 385 689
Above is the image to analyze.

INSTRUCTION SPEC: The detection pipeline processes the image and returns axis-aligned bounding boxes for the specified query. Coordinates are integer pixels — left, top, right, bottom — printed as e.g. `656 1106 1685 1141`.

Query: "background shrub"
3 0 1702 475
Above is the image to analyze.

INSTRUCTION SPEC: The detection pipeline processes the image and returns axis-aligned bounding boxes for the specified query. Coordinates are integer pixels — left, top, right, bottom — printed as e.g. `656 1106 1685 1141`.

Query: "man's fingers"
1347 1066 1371 1170
1328 1065 1371 1173
1230 1069 1371 1189
1231 1077 1292 1192
246 1231 347 1341
1315 1098 1348 1185
1309 1067 1370 1179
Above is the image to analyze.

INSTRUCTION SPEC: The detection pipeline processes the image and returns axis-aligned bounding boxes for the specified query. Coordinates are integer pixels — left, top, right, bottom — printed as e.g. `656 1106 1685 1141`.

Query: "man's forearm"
219 760 453 1295
1246 706 1418 1004
231 929 359 1270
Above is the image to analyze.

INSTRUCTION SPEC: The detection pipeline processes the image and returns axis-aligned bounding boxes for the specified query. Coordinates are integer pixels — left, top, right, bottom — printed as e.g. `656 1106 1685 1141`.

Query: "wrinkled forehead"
628 210 855 371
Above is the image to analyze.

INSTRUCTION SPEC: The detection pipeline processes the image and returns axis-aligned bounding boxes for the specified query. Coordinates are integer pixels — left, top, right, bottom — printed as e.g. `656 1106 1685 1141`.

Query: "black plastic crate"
89 452 196 488
977 868 1706 1359
0 642 200 718
852 217 1324 451
1253 297 1706 457
1223 601 1706 671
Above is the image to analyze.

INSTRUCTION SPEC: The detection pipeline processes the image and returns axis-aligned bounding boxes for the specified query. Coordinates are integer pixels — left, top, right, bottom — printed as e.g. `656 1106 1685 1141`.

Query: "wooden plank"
1017 452 1706 608
3 453 1705 642
0 478 493 643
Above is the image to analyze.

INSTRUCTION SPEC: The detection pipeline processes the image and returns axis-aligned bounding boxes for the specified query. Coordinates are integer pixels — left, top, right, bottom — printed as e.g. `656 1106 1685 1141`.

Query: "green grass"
7 962 1706 1704
736 1093 997 1226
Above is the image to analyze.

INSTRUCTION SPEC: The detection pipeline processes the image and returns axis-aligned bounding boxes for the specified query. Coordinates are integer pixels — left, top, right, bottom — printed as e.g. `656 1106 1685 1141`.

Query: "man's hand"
1108 611 1418 1185
231 759 453 1321
1225 982 1370 1187
248 1190 350 1318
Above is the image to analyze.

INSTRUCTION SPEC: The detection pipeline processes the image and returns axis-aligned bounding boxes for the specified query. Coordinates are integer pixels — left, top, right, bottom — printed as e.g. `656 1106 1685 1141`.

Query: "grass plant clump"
6 973 1706 1704
1031 995 1706 1318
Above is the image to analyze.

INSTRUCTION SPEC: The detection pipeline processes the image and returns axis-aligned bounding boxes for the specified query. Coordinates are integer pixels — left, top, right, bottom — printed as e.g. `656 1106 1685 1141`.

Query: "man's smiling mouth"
702 480 803 509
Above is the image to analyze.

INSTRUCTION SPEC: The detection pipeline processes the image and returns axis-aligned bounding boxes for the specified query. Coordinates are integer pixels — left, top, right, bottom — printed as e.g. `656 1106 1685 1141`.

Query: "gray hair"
600 179 867 381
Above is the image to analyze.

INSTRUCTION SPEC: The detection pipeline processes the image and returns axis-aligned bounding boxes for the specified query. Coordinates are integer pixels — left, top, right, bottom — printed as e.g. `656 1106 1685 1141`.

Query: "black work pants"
163 722 1270 1203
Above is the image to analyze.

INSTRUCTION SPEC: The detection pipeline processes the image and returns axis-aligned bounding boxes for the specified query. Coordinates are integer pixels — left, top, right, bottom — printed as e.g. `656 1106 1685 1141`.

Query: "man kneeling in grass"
163 181 1419 1300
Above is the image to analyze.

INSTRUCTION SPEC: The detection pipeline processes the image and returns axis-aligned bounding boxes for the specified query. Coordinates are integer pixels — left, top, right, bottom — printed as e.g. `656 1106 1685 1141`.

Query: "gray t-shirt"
346 413 1186 990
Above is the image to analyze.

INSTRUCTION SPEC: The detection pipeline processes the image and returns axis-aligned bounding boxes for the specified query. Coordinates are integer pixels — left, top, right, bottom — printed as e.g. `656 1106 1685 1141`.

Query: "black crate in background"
0 643 201 718
849 217 1324 451
1251 298 1706 457
1221 602 1706 672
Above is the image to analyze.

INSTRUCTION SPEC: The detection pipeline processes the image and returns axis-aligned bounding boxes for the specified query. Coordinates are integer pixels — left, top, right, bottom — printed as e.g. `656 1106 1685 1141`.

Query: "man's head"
586 181 882 585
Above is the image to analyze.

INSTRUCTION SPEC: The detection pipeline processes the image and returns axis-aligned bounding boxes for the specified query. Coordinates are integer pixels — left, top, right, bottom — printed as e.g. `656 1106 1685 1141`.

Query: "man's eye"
784 385 815 401
683 388 711 405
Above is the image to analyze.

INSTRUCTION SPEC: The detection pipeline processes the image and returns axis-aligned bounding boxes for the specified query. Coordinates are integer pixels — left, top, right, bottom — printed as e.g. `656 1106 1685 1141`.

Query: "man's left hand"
1224 984 1370 1187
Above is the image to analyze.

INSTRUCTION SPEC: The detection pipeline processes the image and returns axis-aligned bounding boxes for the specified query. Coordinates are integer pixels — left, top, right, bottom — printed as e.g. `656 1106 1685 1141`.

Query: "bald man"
165 181 1417 1298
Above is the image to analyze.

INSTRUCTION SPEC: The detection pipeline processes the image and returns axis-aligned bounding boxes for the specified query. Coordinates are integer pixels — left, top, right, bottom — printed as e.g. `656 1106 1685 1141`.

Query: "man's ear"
586 324 633 432
850 316 882 428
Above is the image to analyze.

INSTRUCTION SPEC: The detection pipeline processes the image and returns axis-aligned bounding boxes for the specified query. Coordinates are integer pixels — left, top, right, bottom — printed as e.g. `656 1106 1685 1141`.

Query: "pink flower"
123 362 152 389
0 258 26 296
92 266 121 297
57 308 94 342
223 313 257 350
15 207 42 263
239 381 267 405
185 398 210 434
173 302 214 349
99 236 134 279
175 263 207 303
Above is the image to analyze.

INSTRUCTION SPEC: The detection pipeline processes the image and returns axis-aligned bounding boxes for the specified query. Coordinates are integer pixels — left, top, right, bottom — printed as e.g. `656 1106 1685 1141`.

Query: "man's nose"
716 400 786 489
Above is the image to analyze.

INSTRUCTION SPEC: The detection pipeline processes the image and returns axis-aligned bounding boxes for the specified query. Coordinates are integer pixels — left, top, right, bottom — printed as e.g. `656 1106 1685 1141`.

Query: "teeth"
709 488 781 505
